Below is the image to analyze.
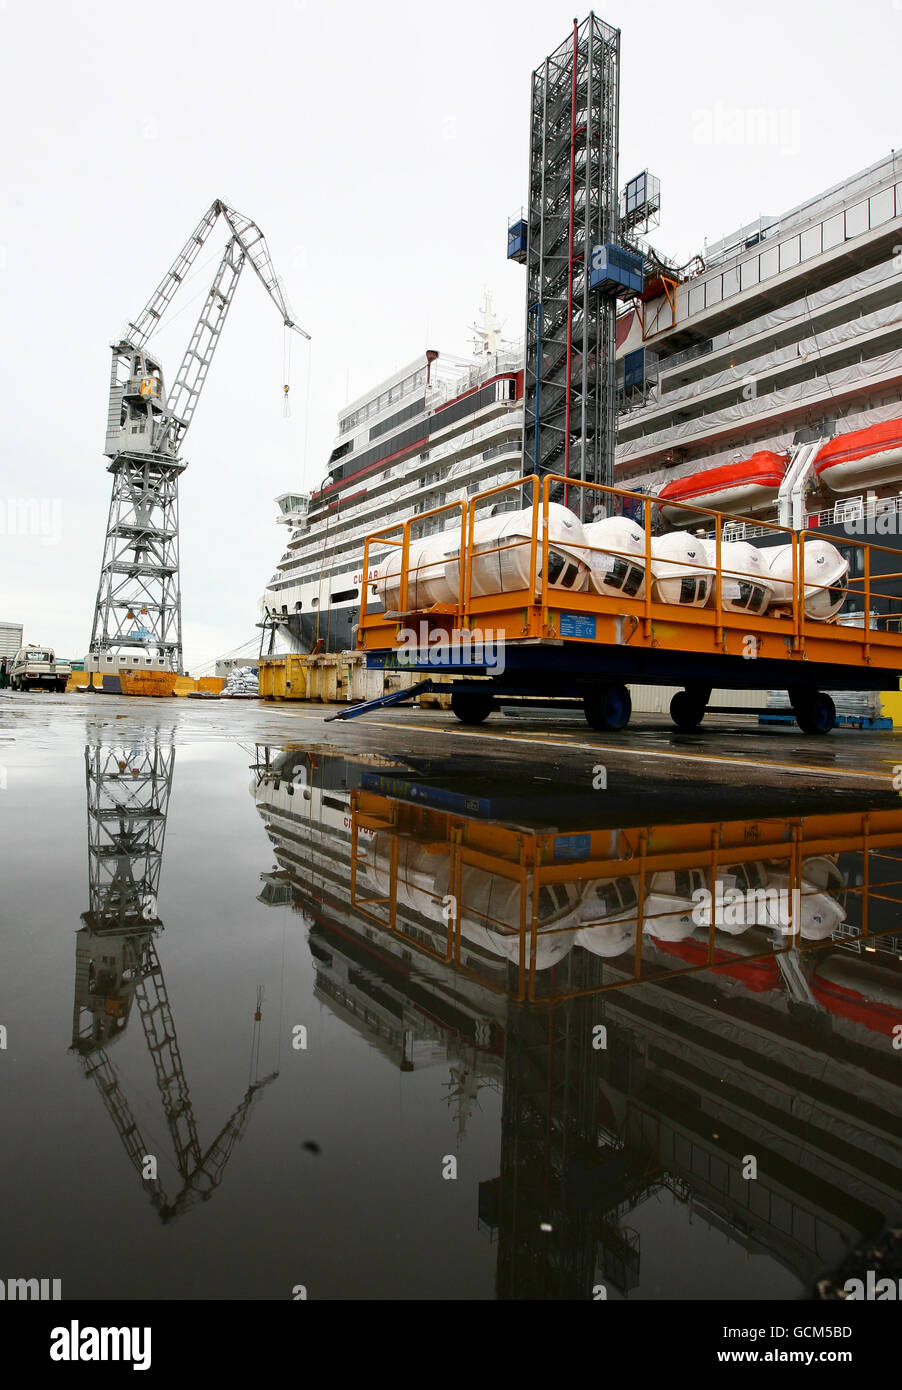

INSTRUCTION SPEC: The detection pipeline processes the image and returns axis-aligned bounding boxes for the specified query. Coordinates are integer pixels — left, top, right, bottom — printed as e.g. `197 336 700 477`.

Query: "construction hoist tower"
90 200 309 674
510 13 643 513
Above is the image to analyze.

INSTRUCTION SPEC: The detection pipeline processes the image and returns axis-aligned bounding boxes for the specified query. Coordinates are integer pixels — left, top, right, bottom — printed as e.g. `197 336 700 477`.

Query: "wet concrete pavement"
4 688 901 793
2 688 902 1301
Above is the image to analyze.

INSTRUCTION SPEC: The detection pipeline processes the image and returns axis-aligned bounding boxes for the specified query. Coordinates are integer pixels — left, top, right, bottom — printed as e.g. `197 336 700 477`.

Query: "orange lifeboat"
814 419 902 493
658 451 787 524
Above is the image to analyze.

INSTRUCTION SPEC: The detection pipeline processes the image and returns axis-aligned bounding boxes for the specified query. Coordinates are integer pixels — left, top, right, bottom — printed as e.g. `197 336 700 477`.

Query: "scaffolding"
520 13 621 511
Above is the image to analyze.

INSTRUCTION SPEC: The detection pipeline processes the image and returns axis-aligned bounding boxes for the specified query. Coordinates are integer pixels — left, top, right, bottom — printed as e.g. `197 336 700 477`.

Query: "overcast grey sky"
1 0 899 668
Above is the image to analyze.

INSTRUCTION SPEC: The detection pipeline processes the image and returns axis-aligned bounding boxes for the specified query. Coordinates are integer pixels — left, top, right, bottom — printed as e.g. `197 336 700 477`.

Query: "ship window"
331 588 358 602
822 213 844 250
870 187 895 228
759 245 779 280
800 225 821 261
845 200 869 239
722 266 740 298
740 256 759 291
779 236 800 272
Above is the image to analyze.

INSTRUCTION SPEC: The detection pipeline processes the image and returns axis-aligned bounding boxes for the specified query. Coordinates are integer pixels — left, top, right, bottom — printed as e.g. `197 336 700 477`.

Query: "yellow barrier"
64 672 225 696
880 689 902 729
258 653 450 706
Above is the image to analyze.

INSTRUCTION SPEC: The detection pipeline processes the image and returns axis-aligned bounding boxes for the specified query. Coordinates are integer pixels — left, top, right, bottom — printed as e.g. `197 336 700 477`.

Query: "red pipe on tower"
563 17 578 506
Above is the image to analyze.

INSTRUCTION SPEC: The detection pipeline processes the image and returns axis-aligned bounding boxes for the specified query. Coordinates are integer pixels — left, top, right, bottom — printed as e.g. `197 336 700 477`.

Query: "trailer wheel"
450 690 494 725
791 690 836 735
670 690 706 731
584 684 632 732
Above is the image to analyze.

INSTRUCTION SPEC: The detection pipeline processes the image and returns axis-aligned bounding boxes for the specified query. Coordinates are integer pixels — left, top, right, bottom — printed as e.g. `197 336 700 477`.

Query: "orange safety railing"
348 791 902 1004
359 496 468 626
357 475 902 665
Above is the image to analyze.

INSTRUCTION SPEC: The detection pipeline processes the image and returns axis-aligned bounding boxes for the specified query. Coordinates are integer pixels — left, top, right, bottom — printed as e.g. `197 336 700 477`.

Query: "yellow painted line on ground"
363 719 893 783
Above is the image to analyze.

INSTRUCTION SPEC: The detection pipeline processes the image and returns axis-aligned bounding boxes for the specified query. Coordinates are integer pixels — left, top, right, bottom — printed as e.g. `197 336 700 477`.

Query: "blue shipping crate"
507 219 527 262
624 347 645 391
589 243 644 297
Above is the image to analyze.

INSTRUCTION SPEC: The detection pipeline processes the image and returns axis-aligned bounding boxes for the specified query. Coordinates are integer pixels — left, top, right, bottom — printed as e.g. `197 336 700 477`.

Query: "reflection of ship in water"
72 739 276 1222
253 746 902 1298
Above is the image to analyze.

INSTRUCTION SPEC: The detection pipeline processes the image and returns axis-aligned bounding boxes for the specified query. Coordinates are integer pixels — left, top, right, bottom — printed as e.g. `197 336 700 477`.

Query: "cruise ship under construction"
261 148 902 677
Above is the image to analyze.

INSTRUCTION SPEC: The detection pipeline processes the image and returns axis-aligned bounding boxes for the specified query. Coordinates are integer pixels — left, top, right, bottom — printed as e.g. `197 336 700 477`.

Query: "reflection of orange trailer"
346 475 902 734
350 787 902 1005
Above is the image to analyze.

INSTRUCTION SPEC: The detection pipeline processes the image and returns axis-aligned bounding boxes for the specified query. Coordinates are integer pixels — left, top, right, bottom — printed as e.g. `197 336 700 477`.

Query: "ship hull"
273 607 359 655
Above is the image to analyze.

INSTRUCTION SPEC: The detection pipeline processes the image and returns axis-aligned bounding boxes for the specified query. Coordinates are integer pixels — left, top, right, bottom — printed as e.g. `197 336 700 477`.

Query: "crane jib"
91 200 309 675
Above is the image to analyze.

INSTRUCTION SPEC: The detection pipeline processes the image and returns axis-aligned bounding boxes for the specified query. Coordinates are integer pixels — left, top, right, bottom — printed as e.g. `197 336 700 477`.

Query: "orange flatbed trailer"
342 475 902 735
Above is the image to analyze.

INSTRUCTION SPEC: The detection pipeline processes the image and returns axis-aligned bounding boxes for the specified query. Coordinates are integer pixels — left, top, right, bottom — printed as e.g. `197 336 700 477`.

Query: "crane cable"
283 325 292 417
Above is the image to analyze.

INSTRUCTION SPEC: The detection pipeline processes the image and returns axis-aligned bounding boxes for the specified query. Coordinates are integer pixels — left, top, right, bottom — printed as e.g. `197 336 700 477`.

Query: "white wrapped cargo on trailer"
701 539 774 615
650 532 713 607
442 502 589 601
582 516 647 599
764 539 849 620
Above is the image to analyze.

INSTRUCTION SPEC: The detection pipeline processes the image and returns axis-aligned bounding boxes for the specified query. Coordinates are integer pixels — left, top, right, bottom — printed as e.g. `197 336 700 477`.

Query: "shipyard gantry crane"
89 200 309 674
72 740 277 1221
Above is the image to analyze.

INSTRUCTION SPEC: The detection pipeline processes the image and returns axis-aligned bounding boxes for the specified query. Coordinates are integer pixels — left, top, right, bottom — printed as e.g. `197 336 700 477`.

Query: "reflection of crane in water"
71 741 277 1222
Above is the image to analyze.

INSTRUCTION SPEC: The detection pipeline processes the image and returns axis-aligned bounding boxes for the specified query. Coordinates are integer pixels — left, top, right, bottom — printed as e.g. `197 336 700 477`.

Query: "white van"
9 644 71 692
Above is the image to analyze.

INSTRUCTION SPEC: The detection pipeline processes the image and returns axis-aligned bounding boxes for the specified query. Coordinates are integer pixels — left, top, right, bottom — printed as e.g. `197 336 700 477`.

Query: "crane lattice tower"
90 201 307 673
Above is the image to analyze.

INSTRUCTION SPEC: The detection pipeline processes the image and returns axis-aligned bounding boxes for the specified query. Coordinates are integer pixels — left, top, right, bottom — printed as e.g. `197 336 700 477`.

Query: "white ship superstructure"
615 151 902 524
261 153 902 655
261 300 523 652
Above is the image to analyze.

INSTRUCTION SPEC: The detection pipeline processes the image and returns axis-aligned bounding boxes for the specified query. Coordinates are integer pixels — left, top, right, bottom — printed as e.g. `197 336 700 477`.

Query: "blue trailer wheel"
790 689 836 735
584 684 632 732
